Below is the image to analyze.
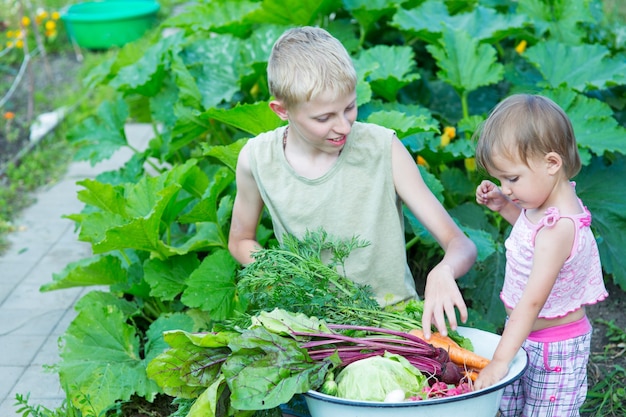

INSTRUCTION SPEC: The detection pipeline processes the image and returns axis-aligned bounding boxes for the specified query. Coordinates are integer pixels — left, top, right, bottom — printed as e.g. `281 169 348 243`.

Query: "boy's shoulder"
350 121 395 141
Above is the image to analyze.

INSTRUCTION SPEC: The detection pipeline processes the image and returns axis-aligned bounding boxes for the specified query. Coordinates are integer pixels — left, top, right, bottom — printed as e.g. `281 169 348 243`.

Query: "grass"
583 320 626 416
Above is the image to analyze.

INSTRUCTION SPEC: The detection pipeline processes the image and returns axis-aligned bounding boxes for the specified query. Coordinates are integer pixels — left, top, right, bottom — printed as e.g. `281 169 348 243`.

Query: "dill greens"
236 229 380 322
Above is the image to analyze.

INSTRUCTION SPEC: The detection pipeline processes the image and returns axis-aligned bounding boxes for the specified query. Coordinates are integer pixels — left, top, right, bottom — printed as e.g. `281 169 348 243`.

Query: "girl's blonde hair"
267 26 357 109
475 94 581 178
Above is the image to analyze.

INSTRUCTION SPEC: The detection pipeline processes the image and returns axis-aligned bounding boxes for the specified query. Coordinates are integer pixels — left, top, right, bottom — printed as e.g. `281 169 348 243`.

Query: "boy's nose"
334 117 351 135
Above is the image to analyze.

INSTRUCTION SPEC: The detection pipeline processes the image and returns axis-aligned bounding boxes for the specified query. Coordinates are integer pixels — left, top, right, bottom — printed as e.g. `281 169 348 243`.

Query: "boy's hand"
421 264 467 339
476 180 509 213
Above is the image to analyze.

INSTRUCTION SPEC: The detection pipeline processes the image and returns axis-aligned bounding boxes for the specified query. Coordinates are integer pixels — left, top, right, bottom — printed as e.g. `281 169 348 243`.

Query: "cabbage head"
335 352 427 401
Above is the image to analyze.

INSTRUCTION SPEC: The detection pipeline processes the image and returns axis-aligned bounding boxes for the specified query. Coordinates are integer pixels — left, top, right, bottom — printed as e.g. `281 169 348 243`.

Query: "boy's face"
273 89 357 154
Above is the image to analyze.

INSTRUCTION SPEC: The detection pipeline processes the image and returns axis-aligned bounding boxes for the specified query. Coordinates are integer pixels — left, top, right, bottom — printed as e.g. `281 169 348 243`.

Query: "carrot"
409 328 491 370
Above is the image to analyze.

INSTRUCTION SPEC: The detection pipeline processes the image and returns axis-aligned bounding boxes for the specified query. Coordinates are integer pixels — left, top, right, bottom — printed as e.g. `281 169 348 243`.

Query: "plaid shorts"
499 325 592 417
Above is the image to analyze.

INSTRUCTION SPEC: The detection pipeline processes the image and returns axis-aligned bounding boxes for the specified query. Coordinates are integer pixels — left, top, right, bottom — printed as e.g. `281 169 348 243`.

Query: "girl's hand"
476 180 509 213
473 359 509 391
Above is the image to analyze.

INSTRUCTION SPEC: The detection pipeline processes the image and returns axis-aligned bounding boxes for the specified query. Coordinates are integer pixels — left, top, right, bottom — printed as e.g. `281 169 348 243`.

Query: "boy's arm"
474 219 574 389
228 144 265 265
390 137 477 338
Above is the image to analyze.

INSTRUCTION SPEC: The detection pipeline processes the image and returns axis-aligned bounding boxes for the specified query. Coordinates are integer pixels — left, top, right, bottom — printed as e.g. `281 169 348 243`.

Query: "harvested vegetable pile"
146 230 489 416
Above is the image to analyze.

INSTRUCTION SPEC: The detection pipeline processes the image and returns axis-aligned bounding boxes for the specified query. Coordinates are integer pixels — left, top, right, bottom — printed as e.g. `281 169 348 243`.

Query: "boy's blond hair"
267 26 357 109
475 94 582 179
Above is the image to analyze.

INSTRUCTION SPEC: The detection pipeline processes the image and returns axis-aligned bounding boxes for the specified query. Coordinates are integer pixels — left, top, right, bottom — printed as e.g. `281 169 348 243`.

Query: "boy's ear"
269 100 289 120
545 151 562 175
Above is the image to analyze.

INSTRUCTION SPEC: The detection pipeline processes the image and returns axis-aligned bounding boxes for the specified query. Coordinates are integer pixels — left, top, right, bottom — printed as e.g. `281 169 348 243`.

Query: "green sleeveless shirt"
246 121 417 306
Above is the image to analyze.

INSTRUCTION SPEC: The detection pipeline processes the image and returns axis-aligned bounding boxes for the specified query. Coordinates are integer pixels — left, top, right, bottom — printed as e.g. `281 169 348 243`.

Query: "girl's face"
489 153 558 211
283 89 358 154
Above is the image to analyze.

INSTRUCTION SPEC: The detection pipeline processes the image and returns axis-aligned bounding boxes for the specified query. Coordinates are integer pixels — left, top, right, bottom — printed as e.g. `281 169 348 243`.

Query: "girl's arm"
476 180 521 225
228 144 265 265
391 137 477 338
473 218 576 390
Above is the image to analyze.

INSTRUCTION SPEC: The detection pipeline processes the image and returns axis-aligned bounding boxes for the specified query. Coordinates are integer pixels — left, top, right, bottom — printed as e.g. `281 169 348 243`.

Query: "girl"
474 94 608 416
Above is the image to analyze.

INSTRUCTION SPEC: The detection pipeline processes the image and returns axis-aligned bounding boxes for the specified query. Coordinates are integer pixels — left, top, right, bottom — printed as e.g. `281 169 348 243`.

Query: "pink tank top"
500 205 608 319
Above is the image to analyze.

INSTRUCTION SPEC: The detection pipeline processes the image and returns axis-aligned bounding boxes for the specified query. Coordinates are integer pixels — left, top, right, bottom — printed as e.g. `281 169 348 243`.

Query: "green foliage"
35 0 626 415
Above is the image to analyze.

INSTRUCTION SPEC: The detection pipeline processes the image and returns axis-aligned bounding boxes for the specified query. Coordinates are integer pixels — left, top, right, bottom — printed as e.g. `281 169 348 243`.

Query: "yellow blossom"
6 30 15 38
443 126 456 139
21 16 31 27
52 11 60 20
38 11 49 20
45 29 57 39
515 40 527 54
45 20 56 30
416 155 429 168
464 157 476 172
6 41 14 48
440 132 451 147
15 39 24 48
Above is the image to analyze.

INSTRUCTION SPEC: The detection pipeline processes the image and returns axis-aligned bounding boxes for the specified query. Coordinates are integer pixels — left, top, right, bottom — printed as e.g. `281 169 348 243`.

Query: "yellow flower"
52 11 61 20
6 41 14 48
21 16 31 27
38 10 49 20
443 126 456 139
15 39 24 48
45 20 56 30
440 133 451 147
464 157 476 172
45 29 57 39
6 30 15 38
416 155 429 168
515 40 527 54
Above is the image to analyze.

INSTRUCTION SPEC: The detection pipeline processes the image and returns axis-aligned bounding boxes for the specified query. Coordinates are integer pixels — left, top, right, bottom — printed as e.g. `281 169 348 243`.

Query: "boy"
228 26 476 338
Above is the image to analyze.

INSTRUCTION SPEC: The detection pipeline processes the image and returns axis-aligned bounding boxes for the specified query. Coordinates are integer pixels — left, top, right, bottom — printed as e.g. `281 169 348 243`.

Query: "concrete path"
0 124 154 416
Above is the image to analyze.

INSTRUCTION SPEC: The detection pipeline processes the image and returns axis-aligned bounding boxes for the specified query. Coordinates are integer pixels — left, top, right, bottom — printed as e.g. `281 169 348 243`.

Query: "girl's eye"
507 177 519 183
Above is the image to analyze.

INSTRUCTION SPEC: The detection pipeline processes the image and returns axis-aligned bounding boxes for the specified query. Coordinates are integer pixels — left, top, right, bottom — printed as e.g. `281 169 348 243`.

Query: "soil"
2 52 625 417
0 51 82 169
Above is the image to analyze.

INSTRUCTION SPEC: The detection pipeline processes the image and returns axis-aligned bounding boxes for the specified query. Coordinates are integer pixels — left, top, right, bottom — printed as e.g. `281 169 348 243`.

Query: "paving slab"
0 123 154 416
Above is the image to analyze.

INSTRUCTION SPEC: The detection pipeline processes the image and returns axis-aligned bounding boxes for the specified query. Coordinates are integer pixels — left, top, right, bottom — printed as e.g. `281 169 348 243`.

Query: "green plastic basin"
61 1 160 50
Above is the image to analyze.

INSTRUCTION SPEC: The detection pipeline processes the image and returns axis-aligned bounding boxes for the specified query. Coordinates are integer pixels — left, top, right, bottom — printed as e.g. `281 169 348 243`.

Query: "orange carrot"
409 328 491 370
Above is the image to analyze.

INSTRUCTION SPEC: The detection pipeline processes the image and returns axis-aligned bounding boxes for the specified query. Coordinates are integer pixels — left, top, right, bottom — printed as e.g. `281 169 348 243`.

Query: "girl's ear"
545 152 563 175
269 100 289 120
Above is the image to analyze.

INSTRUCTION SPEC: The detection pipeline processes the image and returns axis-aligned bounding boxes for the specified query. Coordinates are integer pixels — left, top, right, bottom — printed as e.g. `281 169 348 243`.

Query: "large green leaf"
576 155 626 291
426 27 504 95
40 254 127 291
392 1 527 43
517 0 593 44
461 250 507 325
68 98 129 165
391 0 451 44
223 326 327 410
144 254 200 301
109 32 183 97
144 313 196 364
181 249 240 319
204 102 284 137
524 41 626 91
366 110 439 138
59 297 160 416
543 88 626 156
147 330 233 399
342 0 399 37
244 0 337 26
184 35 249 109
355 45 420 101
163 0 261 35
